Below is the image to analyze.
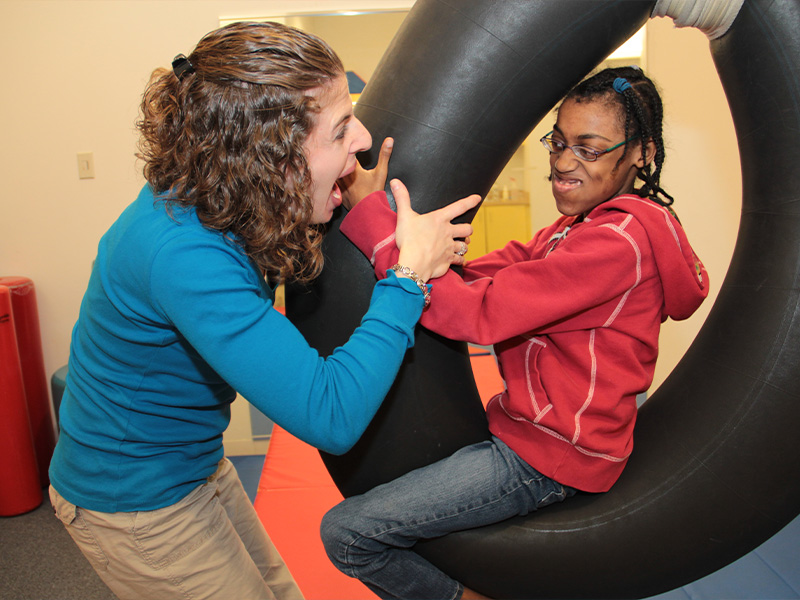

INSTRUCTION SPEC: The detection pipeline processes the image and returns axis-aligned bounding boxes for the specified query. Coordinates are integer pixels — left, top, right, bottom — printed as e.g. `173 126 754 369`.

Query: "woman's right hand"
391 179 481 282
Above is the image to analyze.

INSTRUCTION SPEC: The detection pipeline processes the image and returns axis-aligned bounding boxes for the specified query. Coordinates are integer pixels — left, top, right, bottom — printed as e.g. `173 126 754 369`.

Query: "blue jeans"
321 436 574 599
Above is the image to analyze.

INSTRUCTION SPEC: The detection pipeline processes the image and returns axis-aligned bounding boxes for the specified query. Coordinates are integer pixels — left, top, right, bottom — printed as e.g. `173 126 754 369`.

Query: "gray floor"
0 497 114 600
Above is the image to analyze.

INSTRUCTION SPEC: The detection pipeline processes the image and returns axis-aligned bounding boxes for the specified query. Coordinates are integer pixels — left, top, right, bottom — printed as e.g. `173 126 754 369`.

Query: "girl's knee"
321 498 382 572
320 502 351 564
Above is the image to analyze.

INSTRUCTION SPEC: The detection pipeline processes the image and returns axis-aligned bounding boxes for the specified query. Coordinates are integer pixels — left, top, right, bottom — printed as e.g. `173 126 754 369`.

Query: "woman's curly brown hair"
136 21 344 282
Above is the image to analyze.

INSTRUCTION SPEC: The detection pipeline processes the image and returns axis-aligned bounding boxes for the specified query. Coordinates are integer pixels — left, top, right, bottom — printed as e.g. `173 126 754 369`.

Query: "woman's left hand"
339 137 394 210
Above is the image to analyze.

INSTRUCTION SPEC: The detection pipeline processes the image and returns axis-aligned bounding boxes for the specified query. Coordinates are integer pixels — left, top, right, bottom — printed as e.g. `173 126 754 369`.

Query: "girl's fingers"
374 137 394 178
391 179 412 217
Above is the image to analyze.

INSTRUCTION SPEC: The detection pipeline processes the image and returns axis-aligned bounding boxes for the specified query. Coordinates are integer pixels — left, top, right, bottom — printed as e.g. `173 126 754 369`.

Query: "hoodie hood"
591 195 709 321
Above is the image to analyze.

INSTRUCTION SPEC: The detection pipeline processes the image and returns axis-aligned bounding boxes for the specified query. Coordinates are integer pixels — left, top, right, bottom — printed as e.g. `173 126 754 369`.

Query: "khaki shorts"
50 458 303 600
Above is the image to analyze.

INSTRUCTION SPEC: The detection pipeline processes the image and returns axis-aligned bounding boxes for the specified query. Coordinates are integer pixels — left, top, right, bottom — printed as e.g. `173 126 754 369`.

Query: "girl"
322 66 709 600
48 21 478 600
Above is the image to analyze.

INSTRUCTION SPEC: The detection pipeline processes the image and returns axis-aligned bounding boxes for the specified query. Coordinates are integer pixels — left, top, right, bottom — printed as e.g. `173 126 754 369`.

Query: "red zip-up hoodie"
341 192 708 492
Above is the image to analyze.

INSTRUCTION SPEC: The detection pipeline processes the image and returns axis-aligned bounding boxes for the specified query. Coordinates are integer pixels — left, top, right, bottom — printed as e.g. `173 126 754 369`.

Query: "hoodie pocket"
498 337 553 425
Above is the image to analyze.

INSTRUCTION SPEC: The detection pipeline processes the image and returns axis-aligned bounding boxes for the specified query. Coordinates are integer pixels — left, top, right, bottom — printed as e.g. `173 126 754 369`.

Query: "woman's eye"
335 125 348 141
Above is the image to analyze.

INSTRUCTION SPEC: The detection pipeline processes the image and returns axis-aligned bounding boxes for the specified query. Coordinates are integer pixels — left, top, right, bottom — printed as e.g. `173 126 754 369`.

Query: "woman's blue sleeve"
150 235 423 455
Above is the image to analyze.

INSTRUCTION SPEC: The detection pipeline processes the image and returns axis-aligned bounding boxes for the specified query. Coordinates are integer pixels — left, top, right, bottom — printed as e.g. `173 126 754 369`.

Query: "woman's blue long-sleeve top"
49 185 423 513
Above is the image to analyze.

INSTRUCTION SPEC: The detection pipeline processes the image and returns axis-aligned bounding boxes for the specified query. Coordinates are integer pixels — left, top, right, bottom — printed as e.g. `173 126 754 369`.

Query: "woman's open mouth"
330 181 342 208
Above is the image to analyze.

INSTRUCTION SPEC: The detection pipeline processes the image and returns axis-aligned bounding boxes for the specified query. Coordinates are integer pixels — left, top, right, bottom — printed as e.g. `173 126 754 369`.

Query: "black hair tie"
172 54 195 80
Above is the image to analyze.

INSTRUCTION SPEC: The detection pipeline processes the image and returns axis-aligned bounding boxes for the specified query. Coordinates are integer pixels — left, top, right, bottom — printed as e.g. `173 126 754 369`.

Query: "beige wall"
0 3 740 431
289 12 409 83
645 18 740 390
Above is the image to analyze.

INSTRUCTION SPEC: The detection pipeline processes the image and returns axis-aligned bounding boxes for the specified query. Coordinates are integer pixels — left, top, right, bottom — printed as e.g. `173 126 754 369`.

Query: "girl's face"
549 97 649 218
304 74 372 224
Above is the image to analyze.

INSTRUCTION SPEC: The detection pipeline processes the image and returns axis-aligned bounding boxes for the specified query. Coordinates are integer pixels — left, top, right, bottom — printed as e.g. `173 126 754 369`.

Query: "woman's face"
549 98 645 218
304 74 372 224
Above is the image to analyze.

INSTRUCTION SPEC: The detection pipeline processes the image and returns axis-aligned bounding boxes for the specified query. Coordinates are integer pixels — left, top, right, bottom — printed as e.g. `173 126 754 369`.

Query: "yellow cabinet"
468 202 530 259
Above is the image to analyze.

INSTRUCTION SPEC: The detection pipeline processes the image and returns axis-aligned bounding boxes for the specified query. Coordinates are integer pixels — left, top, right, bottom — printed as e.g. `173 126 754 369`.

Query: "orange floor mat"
254 352 502 600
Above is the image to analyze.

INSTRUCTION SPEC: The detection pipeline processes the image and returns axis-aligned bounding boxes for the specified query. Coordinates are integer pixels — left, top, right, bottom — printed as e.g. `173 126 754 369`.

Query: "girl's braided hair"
563 66 674 208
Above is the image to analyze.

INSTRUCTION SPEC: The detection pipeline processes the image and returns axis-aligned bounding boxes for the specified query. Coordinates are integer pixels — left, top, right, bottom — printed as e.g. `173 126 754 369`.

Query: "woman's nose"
352 117 372 154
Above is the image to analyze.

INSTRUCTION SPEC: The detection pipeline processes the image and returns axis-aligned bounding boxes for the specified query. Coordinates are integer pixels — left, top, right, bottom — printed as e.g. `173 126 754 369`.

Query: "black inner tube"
286 0 800 597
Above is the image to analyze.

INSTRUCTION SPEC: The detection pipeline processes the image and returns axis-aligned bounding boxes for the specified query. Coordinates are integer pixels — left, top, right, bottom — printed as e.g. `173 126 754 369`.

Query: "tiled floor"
230 453 800 600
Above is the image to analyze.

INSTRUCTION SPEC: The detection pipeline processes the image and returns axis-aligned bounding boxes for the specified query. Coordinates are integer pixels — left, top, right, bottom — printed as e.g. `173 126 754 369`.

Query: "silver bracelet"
391 264 431 308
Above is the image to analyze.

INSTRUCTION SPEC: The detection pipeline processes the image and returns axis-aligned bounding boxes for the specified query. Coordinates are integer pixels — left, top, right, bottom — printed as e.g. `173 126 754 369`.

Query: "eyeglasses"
540 131 638 162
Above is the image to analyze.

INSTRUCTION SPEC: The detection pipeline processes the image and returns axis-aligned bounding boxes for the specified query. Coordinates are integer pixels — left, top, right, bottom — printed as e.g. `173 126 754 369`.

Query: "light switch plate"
77 152 95 179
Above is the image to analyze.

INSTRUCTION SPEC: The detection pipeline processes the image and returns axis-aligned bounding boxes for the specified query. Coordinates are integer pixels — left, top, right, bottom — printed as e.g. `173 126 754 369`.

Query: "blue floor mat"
228 454 265 504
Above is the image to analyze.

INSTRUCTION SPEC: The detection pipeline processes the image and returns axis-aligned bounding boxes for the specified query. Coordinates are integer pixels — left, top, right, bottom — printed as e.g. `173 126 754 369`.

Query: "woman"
48 21 478 600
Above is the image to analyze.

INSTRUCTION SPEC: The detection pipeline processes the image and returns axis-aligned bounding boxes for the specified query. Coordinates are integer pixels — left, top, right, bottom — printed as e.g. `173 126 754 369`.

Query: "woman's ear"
638 140 657 167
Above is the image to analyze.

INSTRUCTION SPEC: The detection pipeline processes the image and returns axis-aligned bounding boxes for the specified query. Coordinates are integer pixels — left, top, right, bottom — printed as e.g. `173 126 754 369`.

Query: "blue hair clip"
613 77 632 93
